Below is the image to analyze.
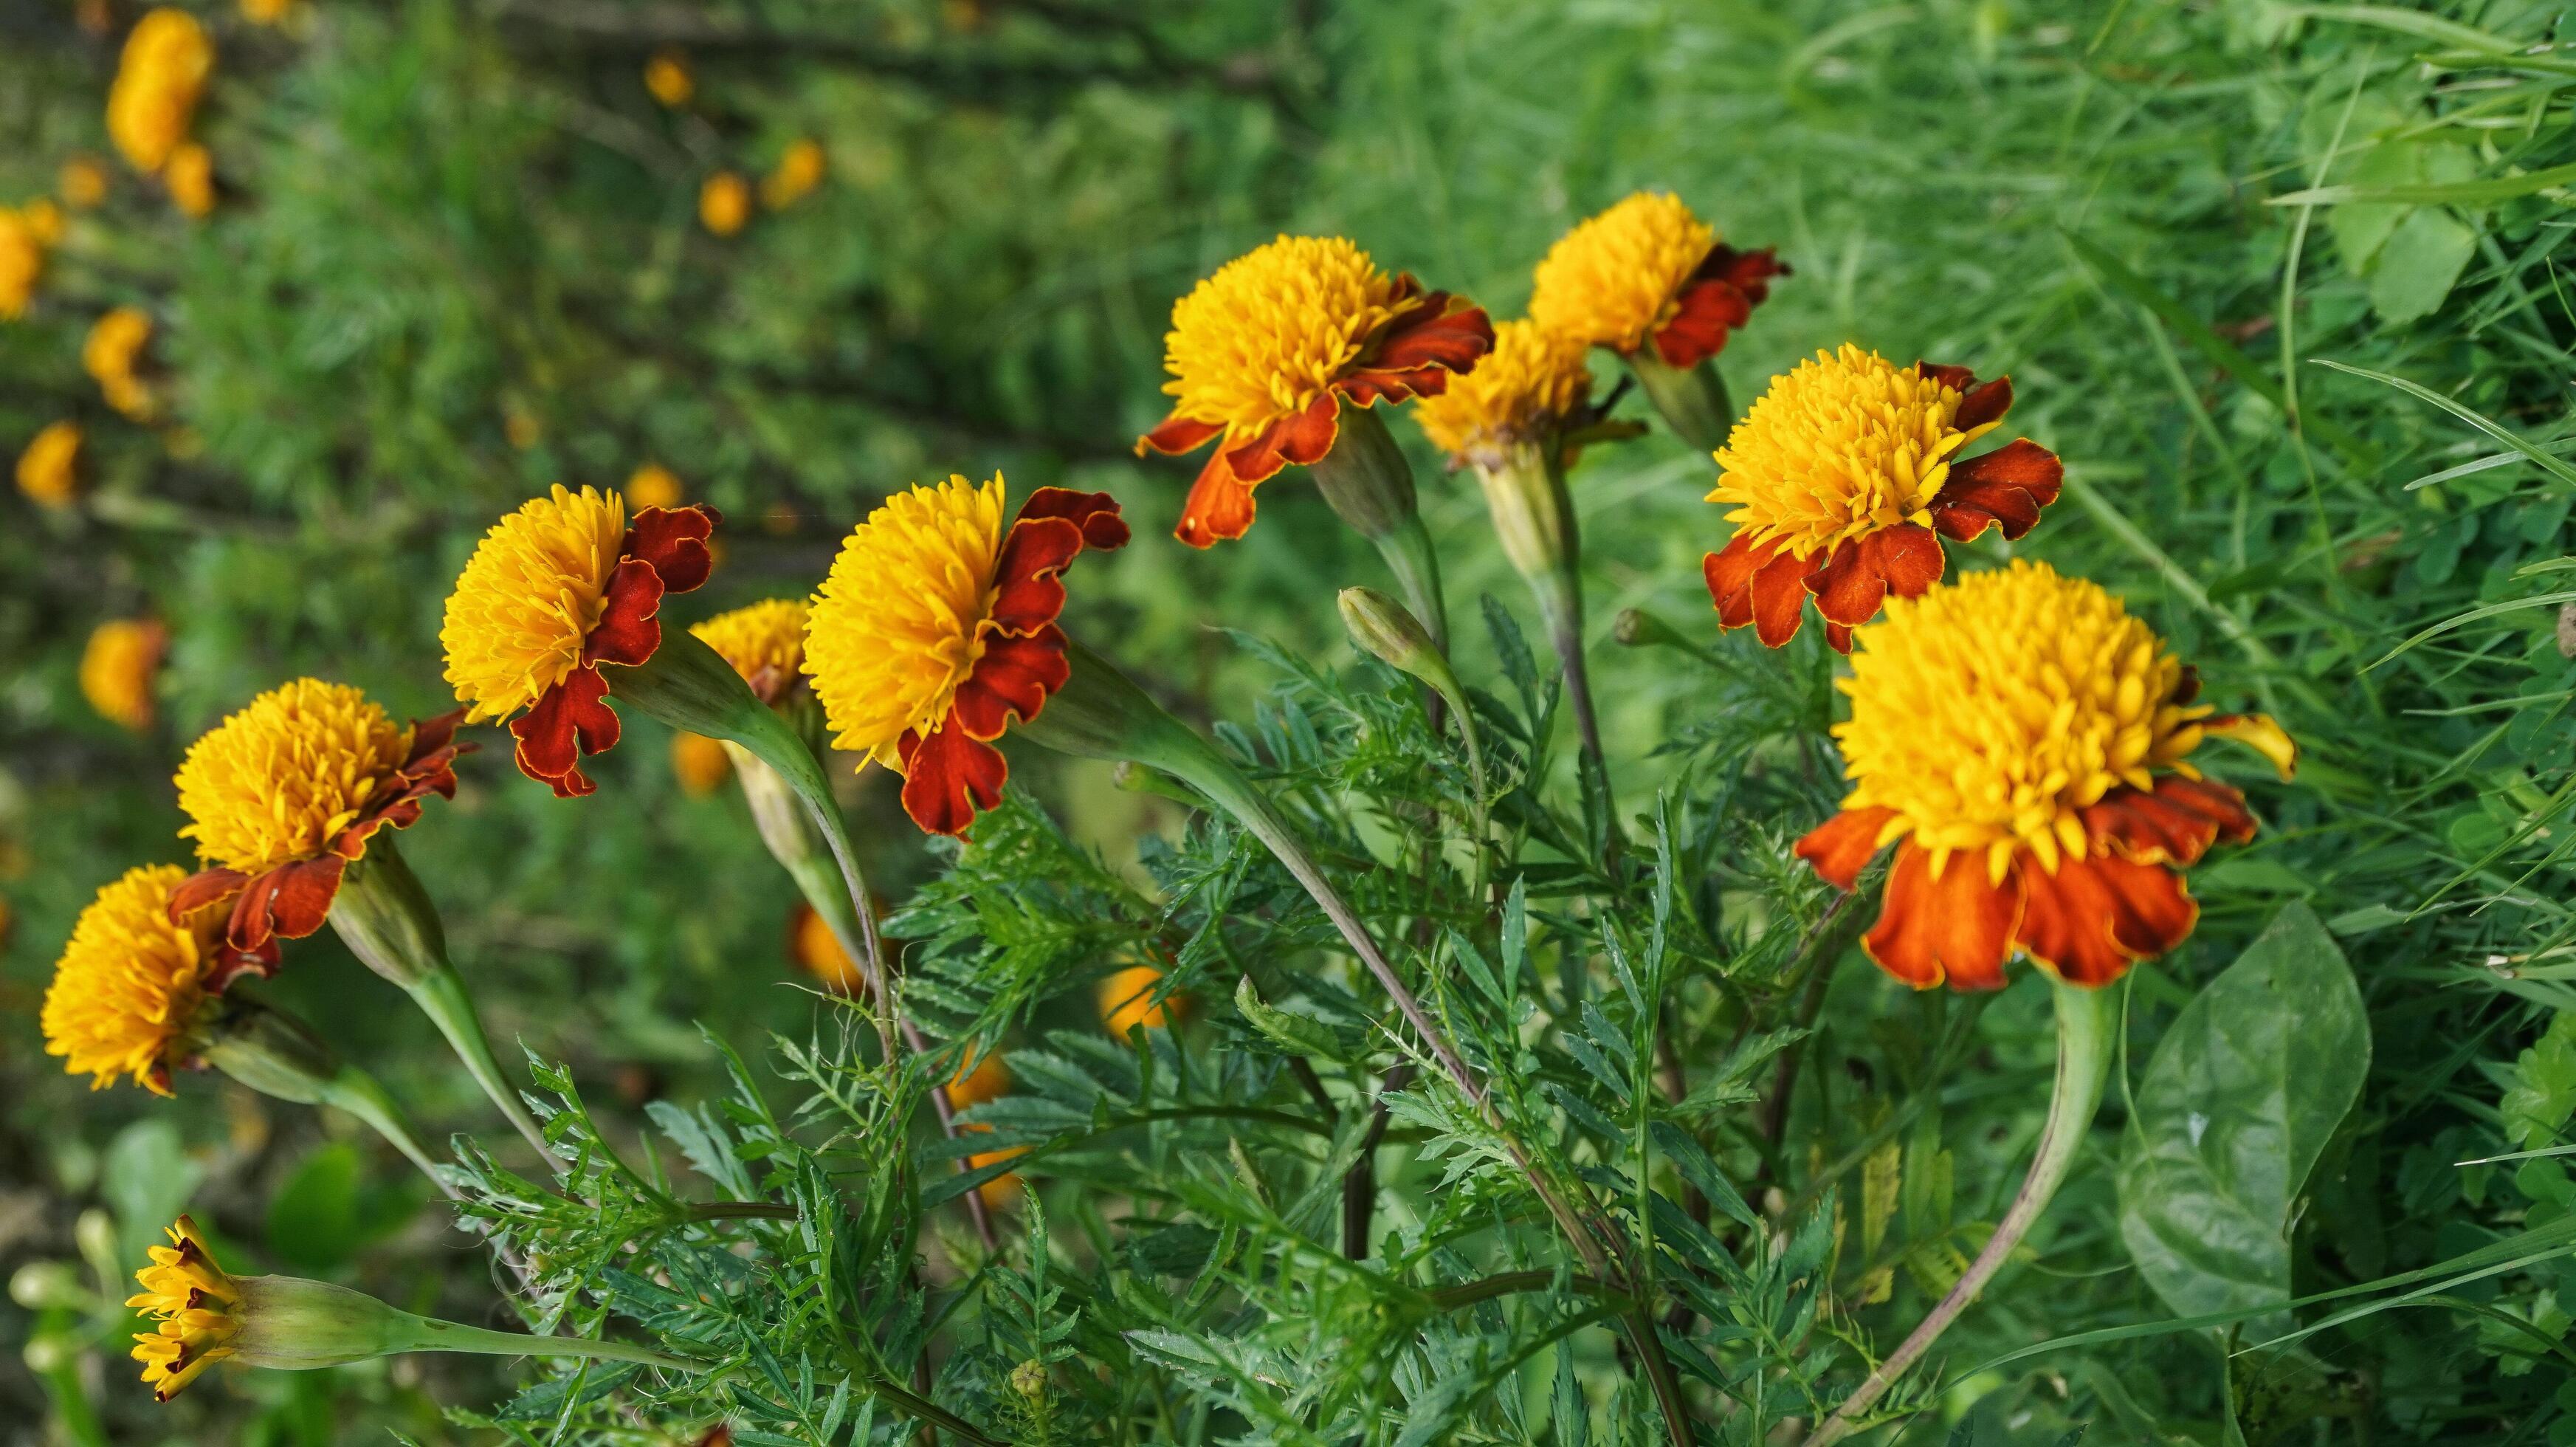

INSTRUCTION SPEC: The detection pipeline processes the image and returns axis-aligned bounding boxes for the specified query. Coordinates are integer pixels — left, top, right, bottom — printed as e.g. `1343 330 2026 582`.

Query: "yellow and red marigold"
1796 562 2296 990
43 865 269 1096
803 474 1126 835
170 679 468 952
128 1214 241 1401
1136 236 1492 546
1704 345 2063 653
1529 191 1785 368
1413 317 1594 463
441 484 718 797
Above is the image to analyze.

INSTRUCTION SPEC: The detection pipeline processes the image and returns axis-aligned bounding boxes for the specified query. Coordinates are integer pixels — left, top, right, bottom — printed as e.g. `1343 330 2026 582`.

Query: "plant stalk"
1623 351 1733 453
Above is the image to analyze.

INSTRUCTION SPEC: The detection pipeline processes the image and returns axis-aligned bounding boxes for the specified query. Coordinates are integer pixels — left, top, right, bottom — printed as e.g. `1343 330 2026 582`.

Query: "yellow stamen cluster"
701 172 751 236
805 475 1006 767
762 139 826 210
17 420 83 506
1708 345 1988 562
693 599 810 691
85 306 157 420
42 865 216 1096
80 618 165 729
107 9 215 176
1159 236 1416 441
1529 191 1713 355
0 204 55 319
1413 318 1591 458
175 678 413 876
1836 562 2209 884
441 484 629 721
128 1215 242 1401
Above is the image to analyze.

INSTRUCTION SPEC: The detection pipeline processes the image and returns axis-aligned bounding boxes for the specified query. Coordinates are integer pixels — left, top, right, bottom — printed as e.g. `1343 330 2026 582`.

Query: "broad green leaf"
2501 1011 2576 1150
2118 902 2370 1325
2369 207 2476 326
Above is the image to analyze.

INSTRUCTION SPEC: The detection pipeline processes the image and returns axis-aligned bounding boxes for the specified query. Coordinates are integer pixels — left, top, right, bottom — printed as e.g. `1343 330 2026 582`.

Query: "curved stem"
404 963 566 1172
1623 352 1733 453
1804 980 2117 1446
1372 514 1450 656
317 1067 451 1195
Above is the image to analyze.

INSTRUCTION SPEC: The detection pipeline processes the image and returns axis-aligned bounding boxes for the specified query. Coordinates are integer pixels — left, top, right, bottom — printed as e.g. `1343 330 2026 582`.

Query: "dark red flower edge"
1137 275 1495 549
1650 243 1791 370
1702 364 2063 653
892 488 1129 836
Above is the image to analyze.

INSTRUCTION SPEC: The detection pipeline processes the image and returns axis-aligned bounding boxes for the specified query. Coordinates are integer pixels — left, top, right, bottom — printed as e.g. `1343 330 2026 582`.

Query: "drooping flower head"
692 599 810 705
43 865 268 1096
17 420 83 506
171 679 469 952
700 172 750 236
1136 236 1492 546
1529 191 1785 368
80 617 167 729
1704 346 2064 653
441 484 718 797
128 1215 241 1401
0 204 53 319
1796 562 2296 990
86 306 158 420
1413 318 1594 464
804 475 1127 834
107 9 214 176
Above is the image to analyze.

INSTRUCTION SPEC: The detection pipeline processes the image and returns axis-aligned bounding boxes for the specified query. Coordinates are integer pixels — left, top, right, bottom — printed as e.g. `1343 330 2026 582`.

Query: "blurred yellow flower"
61 156 111 210
85 307 158 420
644 49 693 107
128 1214 241 1400
80 619 166 729
670 731 731 797
1098 965 1183 1036
1530 190 1783 369
165 142 214 218
241 0 295 24
692 599 809 704
761 139 826 210
625 461 683 509
16 421 83 507
108 9 215 176
1413 317 1592 461
700 172 751 236
43 865 218 1095
0 206 51 319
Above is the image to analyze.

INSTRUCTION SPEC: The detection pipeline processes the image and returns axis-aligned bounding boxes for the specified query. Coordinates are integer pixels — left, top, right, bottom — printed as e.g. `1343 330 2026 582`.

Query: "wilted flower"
626 461 683 509
43 866 268 1096
1704 346 2064 653
1098 965 1183 1036
693 599 810 706
1135 236 1491 546
1797 562 2296 990
644 48 693 107
107 10 214 176
700 172 750 236
80 618 166 729
170 680 468 952
441 484 719 797
164 141 214 218
761 139 826 210
803 475 1127 835
17 421 83 506
1530 191 1784 369
85 306 159 420
60 157 110 210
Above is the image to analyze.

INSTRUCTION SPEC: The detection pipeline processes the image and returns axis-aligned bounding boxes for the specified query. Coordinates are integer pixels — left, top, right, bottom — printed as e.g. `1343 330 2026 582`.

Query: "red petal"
407 708 466 763
2017 854 2195 986
1223 416 1300 487
1808 539 1884 629
990 518 1084 635
624 504 718 595
1930 439 2063 543
1176 446 1260 548
1357 288 1493 379
1272 393 1340 467
585 557 667 668
1013 487 1130 552
512 666 619 791
225 858 347 951
205 935 280 994
1795 805 1899 890
951 627 1070 740
168 867 249 925
2082 777 2256 868
1824 621 1854 654
1137 414 1222 458
1749 546 1814 648
1696 244 1788 306
895 716 1009 836
1862 843 2022 991
1704 535 1760 630
1869 524 1946 599
1952 374 2014 434
1653 278 1753 369
1917 362 1979 394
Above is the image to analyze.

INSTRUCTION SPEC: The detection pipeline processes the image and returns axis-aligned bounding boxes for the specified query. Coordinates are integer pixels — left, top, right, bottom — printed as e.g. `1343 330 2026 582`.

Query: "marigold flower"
107 10 214 176
1797 561 2296 991
805 474 1127 835
1413 318 1594 462
700 172 750 236
1135 235 1492 546
80 618 166 729
241 0 295 25
626 461 683 509
1704 345 2064 653
0 206 51 320
165 141 215 218
693 599 810 705
17 421 83 506
762 139 826 210
644 48 693 107
670 732 731 796
1529 191 1785 368
1098 965 1182 1036
171 679 469 952
61 156 111 210
948 1054 1024 1206
788 901 864 994
442 484 719 797
85 306 159 420
128 1215 243 1400
43 866 266 1096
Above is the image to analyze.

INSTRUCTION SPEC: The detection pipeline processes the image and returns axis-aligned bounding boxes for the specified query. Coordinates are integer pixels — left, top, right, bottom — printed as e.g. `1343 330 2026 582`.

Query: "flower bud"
1337 588 1444 685
328 841 445 991
1470 443 1577 596
10 1261 85 1311
1010 1358 1048 1399
1305 405 1419 542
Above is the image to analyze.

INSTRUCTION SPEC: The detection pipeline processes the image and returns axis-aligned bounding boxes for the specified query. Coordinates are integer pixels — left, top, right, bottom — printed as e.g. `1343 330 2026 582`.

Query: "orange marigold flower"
107 9 214 176
1796 561 2296 991
1098 964 1184 1036
626 461 683 510
1529 191 1785 368
1704 345 2064 653
44 866 266 1096
0 205 52 320
692 598 809 704
700 172 750 236
761 139 826 210
165 141 215 219
80 617 166 729
948 1053 1023 1206
669 731 731 796
61 156 111 210
804 475 1127 835
1413 317 1594 462
127 1215 243 1401
787 901 863 994
85 306 159 420
1135 236 1492 547
441 484 719 797
18 420 83 506
644 48 693 108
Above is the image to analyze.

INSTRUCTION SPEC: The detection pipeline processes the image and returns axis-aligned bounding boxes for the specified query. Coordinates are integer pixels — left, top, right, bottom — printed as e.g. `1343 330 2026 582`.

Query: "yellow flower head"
1709 345 1994 563
1158 235 1417 442
762 139 827 210
1413 317 1591 458
1099 965 1184 1036
176 679 413 876
61 156 111 210
0 206 49 320
441 484 630 722
128 1214 242 1401
108 9 215 175
625 461 683 510
789 901 864 994
693 598 810 703
165 141 215 218
85 306 157 420
43 865 217 1095
669 731 732 796
700 172 751 236
17 421 83 506
81 618 166 729
644 48 693 107
1529 191 1713 354
803 475 1006 767
949 1051 1010 1110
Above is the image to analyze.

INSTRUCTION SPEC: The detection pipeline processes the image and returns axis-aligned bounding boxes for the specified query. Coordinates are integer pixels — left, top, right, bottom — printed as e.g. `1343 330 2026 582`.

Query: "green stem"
403 963 565 1172
1371 514 1450 656
315 1066 450 1192
386 1313 706 1374
1623 351 1733 453
1803 979 2118 1446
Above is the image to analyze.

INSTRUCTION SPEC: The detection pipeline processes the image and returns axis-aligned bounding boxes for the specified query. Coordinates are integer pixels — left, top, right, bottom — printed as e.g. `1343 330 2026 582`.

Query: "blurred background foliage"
7 0 2576 1441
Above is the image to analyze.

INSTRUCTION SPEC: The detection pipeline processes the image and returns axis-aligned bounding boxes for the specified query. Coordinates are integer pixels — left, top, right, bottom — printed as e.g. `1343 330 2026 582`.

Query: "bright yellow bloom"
805 475 1006 768
670 731 732 797
644 49 693 107
625 461 683 510
165 142 215 218
176 679 413 876
1530 192 1712 354
17 421 83 506
762 139 827 210
1157 236 1416 443
693 599 809 702
1099 965 1182 1035
128 1215 242 1400
1413 317 1591 458
43 866 217 1096
441 484 629 723
61 156 111 210
1710 346 1992 563
108 9 215 175
85 306 158 420
80 619 166 729
700 172 750 236
0 206 49 319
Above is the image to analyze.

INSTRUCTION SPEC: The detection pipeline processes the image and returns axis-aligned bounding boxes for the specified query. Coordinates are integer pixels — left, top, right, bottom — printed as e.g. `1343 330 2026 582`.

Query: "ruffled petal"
1809 539 1885 629
168 867 249 925
512 665 617 797
584 556 667 668
1700 243 1789 306
1929 439 2063 543
1222 415 1302 489
1136 414 1223 458
1749 545 1815 647
1176 445 1261 549
1340 287 1494 403
2082 776 2256 868
895 715 1009 836
226 856 347 951
1862 842 2022 991
1272 393 1342 467
1013 487 1132 552
624 503 719 596
2016 853 2195 987
988 518 1084 636
1868 523 1946 599
1704 535 1760 630
1795 805 1901 890
951 626 1070 741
